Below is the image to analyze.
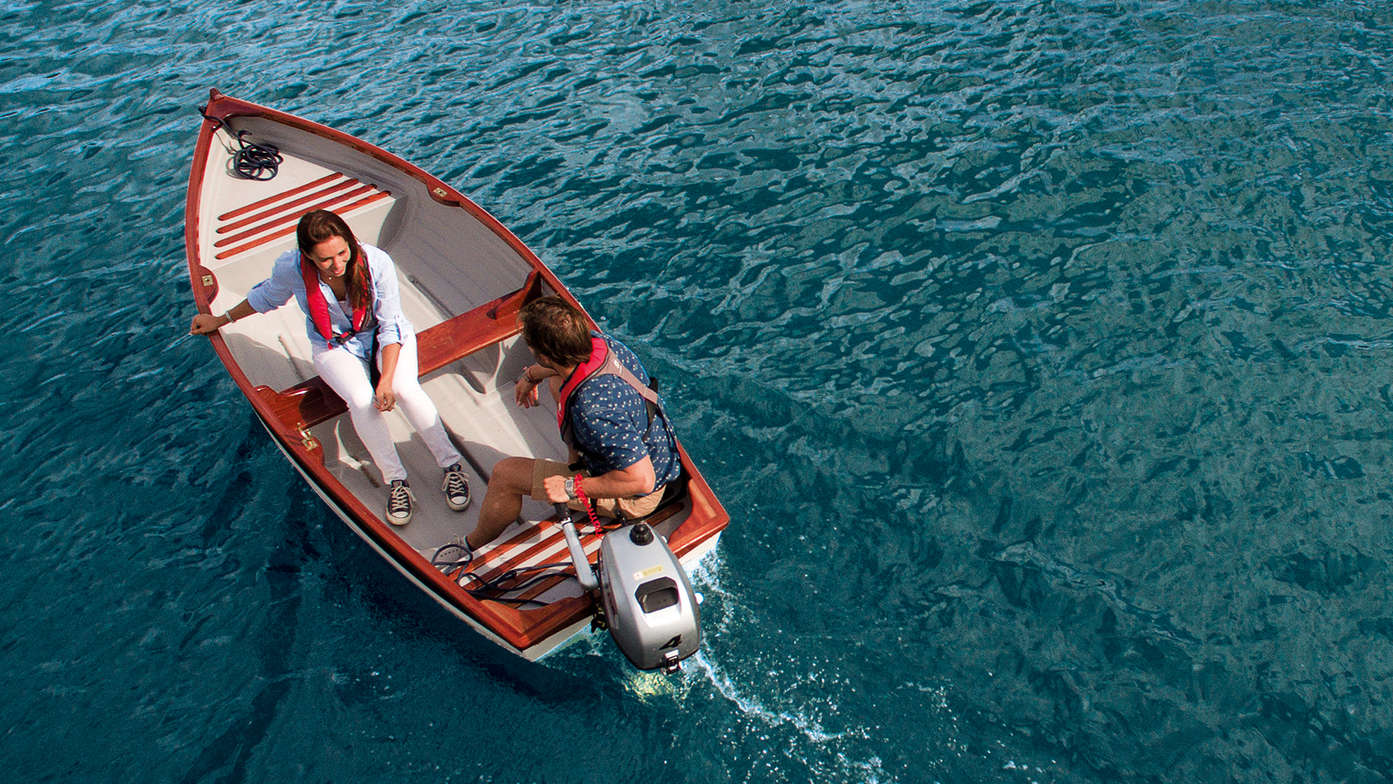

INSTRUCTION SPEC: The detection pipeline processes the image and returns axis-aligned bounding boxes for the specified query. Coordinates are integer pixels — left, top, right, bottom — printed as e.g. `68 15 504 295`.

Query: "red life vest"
299 251 371 349
556 334 665 453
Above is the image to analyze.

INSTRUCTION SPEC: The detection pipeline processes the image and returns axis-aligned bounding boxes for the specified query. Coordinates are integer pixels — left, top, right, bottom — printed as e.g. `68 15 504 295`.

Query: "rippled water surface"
4 1 1393 781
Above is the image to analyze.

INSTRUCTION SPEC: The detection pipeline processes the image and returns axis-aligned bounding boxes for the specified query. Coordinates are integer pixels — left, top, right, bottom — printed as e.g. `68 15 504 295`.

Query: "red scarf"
300 252 369 349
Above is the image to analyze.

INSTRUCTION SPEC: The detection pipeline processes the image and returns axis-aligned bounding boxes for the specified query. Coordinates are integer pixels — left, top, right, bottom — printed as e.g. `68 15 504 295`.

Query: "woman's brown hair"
297 209 370 310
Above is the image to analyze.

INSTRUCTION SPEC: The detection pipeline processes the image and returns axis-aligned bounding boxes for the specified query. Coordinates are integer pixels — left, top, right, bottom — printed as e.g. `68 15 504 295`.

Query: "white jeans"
313 333 461 483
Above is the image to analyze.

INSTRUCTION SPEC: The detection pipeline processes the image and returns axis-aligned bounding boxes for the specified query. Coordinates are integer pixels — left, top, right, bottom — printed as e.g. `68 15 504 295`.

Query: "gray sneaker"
442 463 471 511
386 479 414 526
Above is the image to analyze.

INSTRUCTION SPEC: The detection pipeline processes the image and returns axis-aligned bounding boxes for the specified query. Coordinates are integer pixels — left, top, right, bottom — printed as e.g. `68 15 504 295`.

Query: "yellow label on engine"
634 565 665 581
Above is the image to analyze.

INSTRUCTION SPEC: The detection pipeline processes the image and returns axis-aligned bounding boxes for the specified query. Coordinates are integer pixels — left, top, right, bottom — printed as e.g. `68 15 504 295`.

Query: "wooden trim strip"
217 173 346 221
213 190 392 260
472 522 592 580
214 184 377 247
217 177 363 234
467 521 599 602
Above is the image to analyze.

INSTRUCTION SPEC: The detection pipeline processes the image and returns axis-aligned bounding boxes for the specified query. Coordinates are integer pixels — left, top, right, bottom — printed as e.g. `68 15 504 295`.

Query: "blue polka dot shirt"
570 335 681 490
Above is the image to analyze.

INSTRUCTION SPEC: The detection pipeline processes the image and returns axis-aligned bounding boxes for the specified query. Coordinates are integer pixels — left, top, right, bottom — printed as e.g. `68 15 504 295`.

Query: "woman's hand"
189 313 228 335
374 381 396 412
191 300 248 335
375 341 401 411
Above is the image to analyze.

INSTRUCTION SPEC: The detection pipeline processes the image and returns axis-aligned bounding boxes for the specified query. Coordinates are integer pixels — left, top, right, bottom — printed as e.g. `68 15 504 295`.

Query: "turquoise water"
3 1 1392 781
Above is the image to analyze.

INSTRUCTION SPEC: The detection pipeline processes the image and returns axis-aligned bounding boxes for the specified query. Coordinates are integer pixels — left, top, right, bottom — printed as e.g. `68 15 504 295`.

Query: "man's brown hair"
518 296 591 366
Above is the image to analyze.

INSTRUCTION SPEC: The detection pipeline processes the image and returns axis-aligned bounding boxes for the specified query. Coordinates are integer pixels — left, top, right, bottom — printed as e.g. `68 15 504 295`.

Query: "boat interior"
195 119 694 610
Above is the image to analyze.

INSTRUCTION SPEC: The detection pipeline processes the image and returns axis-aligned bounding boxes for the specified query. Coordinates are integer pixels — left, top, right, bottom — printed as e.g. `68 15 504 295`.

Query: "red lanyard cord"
572 474 603 534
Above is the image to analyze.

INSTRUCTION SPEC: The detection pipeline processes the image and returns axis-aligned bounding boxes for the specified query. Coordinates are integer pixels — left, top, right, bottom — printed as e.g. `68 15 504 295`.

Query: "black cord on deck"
200 107 282 180
431 542 582 608
229 130 282 180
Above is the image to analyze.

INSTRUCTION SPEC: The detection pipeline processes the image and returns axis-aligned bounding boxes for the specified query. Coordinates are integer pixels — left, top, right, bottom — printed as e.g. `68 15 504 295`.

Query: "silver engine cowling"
597 523 700 673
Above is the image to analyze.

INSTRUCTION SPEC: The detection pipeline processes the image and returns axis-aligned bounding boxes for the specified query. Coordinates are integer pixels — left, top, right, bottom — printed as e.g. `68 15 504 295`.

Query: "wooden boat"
184 89 729 662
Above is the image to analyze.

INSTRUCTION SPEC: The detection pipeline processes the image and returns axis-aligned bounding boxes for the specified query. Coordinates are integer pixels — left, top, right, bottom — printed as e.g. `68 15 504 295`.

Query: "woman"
190 209 470 525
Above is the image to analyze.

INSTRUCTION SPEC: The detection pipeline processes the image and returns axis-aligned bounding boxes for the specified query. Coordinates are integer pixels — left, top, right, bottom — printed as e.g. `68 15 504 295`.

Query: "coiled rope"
200 109 282 180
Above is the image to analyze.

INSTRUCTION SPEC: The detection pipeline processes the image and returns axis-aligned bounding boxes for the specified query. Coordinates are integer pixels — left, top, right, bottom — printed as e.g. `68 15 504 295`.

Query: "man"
464 296 682 549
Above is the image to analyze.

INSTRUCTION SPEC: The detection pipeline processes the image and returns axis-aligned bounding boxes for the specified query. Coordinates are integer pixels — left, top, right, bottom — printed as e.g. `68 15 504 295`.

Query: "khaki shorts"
531 458 665 520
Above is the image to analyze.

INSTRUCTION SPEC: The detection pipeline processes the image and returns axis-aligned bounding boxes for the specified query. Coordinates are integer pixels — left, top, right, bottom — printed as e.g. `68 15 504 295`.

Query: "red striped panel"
215 184 377 247
493 506 681 603
217 173 345 221
464 522 601 600
213 190 392 260
473 522 594 580
217 177 365 234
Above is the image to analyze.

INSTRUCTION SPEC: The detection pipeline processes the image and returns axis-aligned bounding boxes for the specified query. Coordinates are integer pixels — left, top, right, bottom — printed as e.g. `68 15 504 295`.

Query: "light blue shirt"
246 243 412 360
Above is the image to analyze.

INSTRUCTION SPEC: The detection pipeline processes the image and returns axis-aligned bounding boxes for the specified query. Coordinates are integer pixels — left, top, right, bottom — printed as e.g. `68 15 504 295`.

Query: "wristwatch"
563 477 576 500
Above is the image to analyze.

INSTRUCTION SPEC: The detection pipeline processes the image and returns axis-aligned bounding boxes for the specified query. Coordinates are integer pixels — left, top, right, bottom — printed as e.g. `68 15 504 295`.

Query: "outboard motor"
559 510 701 673
597 522 701 672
